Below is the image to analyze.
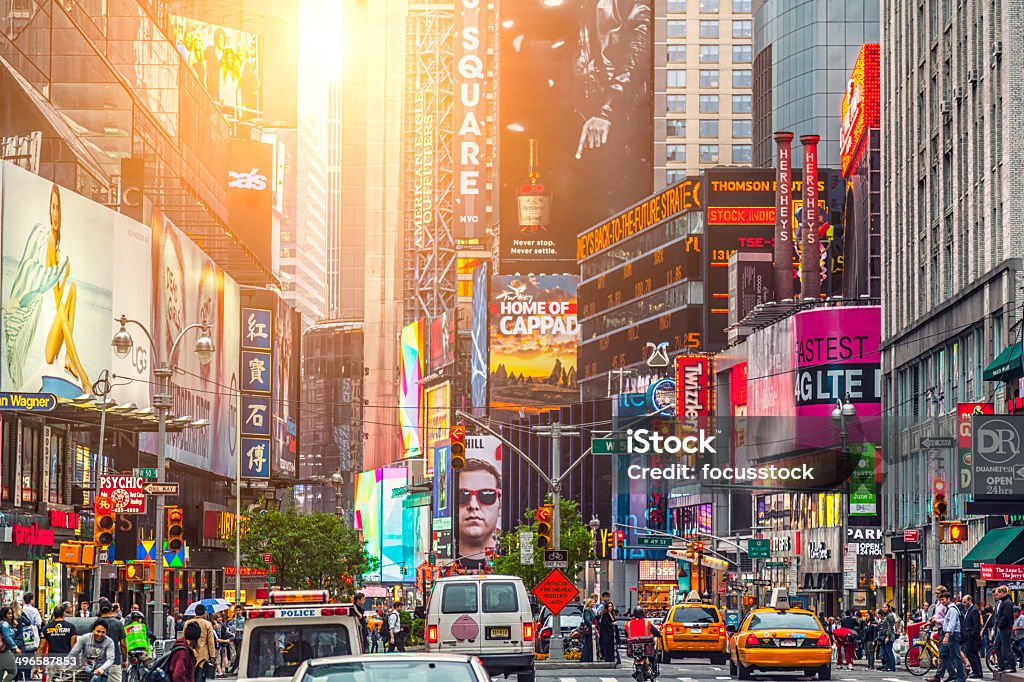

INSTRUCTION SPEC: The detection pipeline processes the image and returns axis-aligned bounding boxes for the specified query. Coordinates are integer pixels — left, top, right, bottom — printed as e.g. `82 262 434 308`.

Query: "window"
732 144 753 163
732 120 752 138
666 119 686 137
667 20 687 38
732 69 752 88
733 19 752 38
48 430 65 505
667 170 689 184
699 95 719 113
671 607 720 624
699 144 719 163
301 662 479 682
746 612 823 631
732 94 752 113
482 582 520 613
20 423 38 504
1 422 13 503
247 626 351 679
668 0 686 11
699 0 719 11
700 20 719 38
667 145 687 162
732 0 752 11
700 120 719 138
667 45 686 63
74 444 93 504
732 44 752 63
442 584 479 613
699 69 719 87
667 95 687 112
667 70 687 88
699 45 719 63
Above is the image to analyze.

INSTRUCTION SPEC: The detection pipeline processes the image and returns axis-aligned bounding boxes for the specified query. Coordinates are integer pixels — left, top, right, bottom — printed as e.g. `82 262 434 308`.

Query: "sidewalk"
995 672 1024 682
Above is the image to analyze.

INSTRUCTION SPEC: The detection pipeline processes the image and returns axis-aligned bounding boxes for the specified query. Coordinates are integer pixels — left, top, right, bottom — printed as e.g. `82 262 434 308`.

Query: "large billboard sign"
675 356 712 433
499 0 653 270
453 0 488 239
958 402 994 493
400 320 425 456
972 416 1024 499
456 435 503 571
0 163 150 408
428 311 456 373
169 14 262 122
840 44 880 178
354 467 409 582
227 138 274 272
488 274 578 416
147 208 241 478
470 263 489 414
424 382 451 477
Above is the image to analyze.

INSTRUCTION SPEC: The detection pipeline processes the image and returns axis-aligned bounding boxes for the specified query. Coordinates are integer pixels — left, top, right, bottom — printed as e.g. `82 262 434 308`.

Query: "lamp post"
588 515 601 596
112 314 215 640
832 395 857 611
331 472 344 516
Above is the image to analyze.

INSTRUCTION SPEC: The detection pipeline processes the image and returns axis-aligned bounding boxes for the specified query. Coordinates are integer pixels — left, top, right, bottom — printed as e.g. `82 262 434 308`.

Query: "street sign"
141 482 179 495
920 436 955 449
241 480 271 490
543 549 568 568
428 553 437 566
261 553 272 563
637 535 672 548
747 539 770 559
0 392 57 412
532 568 578 615
99 476 147 514
751 579 771 587
519 531 534 566
592 437 627 455
134 468 158 480
903 529 920 543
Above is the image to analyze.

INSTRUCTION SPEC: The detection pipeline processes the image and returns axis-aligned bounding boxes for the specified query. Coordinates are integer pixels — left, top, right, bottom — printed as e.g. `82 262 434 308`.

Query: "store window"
20 423 39 505
1 419 14 503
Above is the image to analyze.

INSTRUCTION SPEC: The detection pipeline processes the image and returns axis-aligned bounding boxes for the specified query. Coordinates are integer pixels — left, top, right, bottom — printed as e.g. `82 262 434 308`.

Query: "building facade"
657 0 755 186
752 0 880 168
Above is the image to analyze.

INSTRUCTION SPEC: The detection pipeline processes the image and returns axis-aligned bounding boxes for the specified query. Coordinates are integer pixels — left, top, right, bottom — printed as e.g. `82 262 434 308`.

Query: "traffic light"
932 492 948 520
450 425 466 470
94 496 116 547
166 507 185 552
536 505 553 549
942 521 968 544
695 540 705 554
685 542 696 560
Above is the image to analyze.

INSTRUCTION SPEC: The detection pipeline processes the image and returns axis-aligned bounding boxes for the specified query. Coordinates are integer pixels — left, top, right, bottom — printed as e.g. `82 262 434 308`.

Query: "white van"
424 574 536 682
237 590 363 682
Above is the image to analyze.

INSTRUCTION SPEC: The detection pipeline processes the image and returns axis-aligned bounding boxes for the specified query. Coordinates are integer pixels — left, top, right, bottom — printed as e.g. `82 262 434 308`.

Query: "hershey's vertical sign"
773 132 794 300
799 135 821 300
454 0 487 238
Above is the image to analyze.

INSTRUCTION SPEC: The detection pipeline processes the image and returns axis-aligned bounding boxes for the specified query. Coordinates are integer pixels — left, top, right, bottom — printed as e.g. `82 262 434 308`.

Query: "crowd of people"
0 595 246 682
350 594 408 654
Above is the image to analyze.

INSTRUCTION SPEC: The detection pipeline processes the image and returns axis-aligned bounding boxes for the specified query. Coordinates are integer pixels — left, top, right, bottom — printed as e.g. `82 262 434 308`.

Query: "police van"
237 590 363 682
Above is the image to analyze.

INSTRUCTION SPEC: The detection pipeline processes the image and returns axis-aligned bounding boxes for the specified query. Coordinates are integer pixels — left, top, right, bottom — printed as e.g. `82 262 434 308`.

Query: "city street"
537 662 912 681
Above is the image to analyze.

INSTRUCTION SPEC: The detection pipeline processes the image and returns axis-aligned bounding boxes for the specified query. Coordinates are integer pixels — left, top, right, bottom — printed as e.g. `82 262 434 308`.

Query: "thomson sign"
971 415 1024 498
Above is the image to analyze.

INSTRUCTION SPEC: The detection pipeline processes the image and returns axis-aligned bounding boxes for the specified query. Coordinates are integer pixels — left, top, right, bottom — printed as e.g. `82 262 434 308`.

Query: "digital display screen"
579 305 702 382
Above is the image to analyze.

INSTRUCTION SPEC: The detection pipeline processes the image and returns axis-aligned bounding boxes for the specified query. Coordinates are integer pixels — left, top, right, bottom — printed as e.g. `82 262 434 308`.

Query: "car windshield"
301 661 479 682
745 612 822 631
671 607 719 624
247 625 352 678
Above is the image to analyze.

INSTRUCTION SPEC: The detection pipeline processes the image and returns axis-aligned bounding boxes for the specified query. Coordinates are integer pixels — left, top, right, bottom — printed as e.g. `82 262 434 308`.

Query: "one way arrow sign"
919 436 955 449
142 482 179 495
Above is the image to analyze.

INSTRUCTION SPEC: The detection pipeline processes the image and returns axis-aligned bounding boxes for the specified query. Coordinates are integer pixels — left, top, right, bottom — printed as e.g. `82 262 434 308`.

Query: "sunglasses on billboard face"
459 488 500 506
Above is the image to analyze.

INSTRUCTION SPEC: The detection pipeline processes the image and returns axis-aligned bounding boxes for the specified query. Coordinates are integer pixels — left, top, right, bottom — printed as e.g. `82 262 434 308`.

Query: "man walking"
960 595 983 679
995 585 1017 673
387 602 405 653
930 592 966 682
185 605 217 682
879 603 898 672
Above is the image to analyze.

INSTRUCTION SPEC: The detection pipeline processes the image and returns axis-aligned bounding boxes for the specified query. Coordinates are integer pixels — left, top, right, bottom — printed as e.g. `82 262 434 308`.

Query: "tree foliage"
492 498 594 589
238 504 377 598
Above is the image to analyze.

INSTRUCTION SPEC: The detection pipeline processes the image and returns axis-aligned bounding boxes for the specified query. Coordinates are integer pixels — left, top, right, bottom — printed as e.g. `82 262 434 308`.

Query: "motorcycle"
627 639 658 681
563 626 584 657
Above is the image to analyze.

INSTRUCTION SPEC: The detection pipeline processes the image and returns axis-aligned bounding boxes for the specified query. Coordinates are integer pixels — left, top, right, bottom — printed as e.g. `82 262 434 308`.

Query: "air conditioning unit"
967 69 978 83
953 87 963 100
939 101 951 114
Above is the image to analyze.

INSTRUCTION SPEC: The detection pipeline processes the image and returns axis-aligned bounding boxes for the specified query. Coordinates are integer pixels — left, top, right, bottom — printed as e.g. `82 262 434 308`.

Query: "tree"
238 503 378 598
491 498 594 588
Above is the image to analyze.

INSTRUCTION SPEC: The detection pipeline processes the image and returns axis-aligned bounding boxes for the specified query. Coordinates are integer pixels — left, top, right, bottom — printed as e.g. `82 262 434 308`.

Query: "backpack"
143 643 192 682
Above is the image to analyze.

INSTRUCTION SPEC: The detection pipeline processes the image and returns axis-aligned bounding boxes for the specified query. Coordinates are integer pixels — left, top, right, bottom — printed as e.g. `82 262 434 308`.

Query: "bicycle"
125 649 152 682
905 624 970 677
986 637 1024 673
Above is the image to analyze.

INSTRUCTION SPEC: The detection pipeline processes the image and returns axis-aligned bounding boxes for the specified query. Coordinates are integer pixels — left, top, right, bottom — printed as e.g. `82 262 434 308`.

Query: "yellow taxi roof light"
268 590 330 605
767 587 791 610
684 590 702 603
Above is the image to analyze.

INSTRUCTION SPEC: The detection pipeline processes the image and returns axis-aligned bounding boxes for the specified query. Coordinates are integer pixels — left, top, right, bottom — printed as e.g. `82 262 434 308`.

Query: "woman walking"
580 596 596 663
0 608 23 682
598 601 617 663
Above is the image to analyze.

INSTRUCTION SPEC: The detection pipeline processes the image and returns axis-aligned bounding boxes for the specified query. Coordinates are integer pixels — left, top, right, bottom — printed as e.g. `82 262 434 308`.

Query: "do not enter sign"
532 568 578 615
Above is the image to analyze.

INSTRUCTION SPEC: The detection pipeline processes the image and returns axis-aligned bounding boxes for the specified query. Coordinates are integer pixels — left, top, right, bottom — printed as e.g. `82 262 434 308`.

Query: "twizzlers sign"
453 0 487 239
675 356 712 433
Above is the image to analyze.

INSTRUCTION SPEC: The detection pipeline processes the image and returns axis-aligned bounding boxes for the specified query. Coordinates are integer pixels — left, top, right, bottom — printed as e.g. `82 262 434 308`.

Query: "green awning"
962 526 1024 570
983 343 1023 381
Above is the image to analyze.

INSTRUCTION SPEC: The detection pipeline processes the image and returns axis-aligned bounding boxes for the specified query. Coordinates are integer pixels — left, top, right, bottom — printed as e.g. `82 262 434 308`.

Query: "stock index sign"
972 415 1024 498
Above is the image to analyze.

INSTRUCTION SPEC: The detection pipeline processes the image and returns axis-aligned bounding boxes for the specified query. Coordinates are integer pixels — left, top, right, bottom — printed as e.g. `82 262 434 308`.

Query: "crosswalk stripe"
676 678 696 682
559 678 576 682
599 678 619 682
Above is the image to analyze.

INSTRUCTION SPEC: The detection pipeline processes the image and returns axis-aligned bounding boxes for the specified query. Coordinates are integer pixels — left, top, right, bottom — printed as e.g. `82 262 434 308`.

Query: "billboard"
146 207 241 478
400 319 425 456
169 14 262 121
958 402 993 493
840 44 881 178
227 138 274 271
675 356 712 433
488 274 578 416
498 0 653 270
0 163 150 408
453 0 488 239
423 382 451 478
470 263 489 414
354 467 409 583
456 435 503 571
428 311 456 373
432 444 454 559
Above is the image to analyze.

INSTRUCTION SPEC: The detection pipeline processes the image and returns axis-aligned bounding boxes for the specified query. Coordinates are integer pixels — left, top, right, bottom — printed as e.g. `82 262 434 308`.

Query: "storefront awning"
983 343 1023 382
962 526 1024 571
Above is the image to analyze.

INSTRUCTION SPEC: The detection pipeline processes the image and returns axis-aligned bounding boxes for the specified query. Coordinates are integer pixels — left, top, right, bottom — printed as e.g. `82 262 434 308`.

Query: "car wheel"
517 667 536 682
729 658 737 677
818 664 832 680
660 649 672 665
711 652 728 665
737 662 753 680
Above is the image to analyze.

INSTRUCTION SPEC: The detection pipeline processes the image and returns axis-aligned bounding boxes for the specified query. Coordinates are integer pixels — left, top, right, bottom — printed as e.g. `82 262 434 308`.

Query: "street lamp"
588 515 601 596
331 472 344 516
112 314 215 640
831 395 857 612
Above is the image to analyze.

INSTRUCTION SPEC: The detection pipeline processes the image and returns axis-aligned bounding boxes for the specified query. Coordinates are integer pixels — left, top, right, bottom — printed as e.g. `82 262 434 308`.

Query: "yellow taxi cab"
659 591 728 665
728 588 832 681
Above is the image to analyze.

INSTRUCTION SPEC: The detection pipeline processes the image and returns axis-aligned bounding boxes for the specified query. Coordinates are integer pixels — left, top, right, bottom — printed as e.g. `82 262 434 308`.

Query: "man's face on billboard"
459 469 500 544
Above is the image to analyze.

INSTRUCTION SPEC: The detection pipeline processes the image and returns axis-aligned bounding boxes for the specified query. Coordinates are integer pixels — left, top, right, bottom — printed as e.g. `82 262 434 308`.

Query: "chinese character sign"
241 395 271 437
241 350 272 393
242 308 272 350
240 306 274 479
241 437 271 478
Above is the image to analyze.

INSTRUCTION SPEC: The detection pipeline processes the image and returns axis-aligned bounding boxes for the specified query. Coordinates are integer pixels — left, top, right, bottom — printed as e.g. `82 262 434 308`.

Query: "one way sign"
920 436 955 449
142 482 179 495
